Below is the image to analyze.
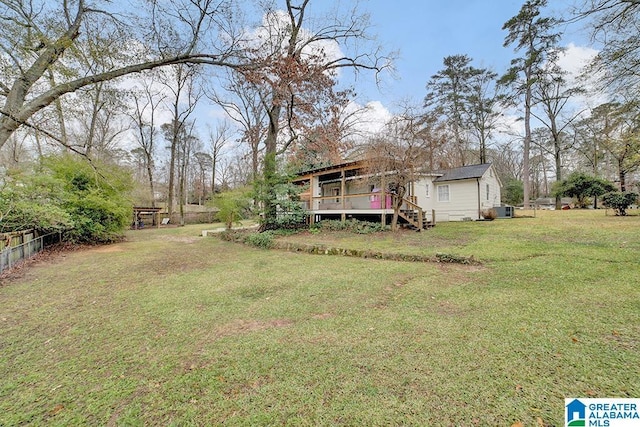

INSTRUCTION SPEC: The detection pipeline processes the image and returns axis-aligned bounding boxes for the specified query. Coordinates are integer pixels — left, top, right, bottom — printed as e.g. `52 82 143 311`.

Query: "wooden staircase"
395 197 435 231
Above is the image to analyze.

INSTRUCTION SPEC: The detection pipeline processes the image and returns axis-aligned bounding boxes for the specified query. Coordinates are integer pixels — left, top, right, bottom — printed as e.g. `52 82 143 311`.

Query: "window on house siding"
486 183 490 201
425 183 430 198
437 185 450 202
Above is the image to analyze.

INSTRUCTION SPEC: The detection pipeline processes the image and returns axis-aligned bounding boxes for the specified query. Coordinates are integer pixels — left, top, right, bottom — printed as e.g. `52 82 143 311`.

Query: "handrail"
311 192 381 201
393 195 425 229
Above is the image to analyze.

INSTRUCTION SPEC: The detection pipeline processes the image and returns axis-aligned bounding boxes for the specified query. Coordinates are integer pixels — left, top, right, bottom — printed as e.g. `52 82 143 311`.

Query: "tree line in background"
1 0 639 239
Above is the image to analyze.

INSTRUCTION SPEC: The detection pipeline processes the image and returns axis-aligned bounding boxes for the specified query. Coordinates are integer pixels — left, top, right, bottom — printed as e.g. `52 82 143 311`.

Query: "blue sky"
200 0 599 140
354 0 590 108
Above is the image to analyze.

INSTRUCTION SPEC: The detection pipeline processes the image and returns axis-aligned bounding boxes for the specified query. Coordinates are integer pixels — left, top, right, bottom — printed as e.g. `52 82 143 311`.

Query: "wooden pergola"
132 206 163 229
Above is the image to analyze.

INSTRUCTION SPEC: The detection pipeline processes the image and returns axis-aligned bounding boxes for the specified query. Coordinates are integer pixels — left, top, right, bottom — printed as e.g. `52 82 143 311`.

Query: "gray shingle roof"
433 163 492 182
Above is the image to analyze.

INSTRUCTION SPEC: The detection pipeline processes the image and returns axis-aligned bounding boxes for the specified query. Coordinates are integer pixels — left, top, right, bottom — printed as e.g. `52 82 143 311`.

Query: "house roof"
295 160 496 184
433 163 492 182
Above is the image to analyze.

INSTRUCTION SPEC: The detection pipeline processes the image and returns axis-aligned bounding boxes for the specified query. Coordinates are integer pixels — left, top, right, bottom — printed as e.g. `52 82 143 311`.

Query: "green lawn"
1 211 638 426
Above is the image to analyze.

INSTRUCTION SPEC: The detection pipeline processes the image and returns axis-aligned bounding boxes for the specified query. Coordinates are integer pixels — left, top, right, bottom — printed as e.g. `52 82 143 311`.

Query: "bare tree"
590 102 640 191
238 0 393 229
68 84 130 159
207 71 267 182
160 64 203 220
531 63 585 208
286 87 364 170
572 0 640 93
0 0 244 149
193 151 212 204
363 108 431 231
466 68 504 164
128 76 167 209
206 121 232 194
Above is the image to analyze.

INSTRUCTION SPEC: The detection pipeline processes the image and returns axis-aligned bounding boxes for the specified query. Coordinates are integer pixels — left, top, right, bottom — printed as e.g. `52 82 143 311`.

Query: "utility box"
494 205 514 218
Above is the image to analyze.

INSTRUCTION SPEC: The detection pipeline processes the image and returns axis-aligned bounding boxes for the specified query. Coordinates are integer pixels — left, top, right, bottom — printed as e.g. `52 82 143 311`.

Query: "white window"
425 183 430 198
437 185 450 202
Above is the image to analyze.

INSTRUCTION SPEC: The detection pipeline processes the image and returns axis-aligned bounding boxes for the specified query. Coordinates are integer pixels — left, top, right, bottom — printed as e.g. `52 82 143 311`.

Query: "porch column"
312 175 320 210
310 174 319 224
341 170 346 221
380 175 386 226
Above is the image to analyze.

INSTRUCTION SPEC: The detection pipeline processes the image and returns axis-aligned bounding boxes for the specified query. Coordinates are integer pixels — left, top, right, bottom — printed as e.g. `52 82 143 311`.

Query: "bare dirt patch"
89 244 125 253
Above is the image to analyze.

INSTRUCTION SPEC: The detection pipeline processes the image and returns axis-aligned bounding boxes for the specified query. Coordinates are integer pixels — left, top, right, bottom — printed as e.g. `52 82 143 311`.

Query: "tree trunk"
85 83 104 158
523 75 532 209
146 160 156 210
46 70 68 146
619 167 626 192
259 103 282 230
390 186 407 232
167 131 178 218
553 126 562 210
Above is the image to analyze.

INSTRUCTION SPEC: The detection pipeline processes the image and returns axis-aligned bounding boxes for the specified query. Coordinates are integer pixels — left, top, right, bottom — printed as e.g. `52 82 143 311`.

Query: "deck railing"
309 192 393 210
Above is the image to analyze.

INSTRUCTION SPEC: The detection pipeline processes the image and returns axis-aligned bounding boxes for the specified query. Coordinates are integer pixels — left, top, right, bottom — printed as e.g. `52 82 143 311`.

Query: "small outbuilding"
132 206 163 229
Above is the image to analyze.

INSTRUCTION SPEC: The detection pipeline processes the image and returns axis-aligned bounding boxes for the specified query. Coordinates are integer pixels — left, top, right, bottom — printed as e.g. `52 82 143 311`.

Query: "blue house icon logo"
566 399 587 426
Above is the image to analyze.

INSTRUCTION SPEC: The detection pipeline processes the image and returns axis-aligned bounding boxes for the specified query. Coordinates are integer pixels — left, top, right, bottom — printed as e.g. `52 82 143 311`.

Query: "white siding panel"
479 170 501 211
413 179 434 211
434 179 481 221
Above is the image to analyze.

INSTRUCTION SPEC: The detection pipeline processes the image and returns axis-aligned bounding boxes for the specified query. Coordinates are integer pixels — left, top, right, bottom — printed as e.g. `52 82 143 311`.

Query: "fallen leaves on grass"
0 243 85 284
48 404 64 416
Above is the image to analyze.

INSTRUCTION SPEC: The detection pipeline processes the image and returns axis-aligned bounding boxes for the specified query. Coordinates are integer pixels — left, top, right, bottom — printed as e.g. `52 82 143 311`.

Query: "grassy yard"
1 210 638 426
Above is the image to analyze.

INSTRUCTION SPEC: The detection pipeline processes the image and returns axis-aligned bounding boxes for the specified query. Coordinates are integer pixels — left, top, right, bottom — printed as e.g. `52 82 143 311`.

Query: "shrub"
602 191 638 216
0 171 73 233
45 156 133 243
0 155 132 242
553 172 616 208
312 219 386 234
481 209 498 220
243 231 274 249
213 188 251 230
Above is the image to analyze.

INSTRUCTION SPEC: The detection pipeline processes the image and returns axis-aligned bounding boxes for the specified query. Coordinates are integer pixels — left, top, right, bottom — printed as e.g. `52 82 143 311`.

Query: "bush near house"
311 219 387 234
481 208 497 220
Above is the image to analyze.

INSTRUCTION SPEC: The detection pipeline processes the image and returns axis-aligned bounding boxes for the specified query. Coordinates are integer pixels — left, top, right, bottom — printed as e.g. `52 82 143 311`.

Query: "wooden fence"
0 230 62 273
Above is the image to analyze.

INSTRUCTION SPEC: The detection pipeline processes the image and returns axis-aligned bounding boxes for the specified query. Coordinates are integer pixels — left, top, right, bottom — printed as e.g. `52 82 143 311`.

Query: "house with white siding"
294 161 503 229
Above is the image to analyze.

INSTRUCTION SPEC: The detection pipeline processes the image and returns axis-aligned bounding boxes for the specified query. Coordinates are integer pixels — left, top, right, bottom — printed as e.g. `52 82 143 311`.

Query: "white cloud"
557 43 608 110
344 100 393 140
557 43 598 80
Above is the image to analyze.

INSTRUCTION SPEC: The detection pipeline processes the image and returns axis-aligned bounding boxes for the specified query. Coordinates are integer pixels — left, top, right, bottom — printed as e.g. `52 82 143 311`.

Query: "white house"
294 161 503 229
418 163 503 222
